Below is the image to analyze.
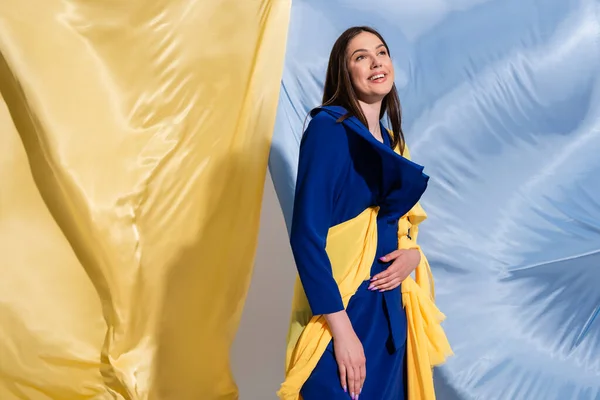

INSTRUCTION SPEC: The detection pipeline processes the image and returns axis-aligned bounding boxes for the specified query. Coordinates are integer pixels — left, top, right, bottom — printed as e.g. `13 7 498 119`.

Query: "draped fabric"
279 207 380 400
279 193 452 400
269 1 600 399
0 1 290 398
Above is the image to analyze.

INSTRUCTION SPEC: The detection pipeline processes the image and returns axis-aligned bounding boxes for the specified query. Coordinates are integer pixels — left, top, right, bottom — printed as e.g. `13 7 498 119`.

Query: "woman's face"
346 31 394 104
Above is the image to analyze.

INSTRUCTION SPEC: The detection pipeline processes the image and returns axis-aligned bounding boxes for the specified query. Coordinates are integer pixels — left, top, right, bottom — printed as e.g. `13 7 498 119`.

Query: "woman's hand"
368 248 421 291
324 311 366 399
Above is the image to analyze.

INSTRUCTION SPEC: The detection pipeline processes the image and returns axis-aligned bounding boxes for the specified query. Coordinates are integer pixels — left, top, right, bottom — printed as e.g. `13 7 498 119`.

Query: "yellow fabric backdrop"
0 1 290 398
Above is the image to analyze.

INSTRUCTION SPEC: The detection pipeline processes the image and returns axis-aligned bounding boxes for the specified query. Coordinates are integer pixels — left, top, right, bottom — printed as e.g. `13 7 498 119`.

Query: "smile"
368 73 387 82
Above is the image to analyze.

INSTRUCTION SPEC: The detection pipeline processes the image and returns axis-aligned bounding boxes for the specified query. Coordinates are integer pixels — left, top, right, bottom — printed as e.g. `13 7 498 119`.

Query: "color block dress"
288 105 430 399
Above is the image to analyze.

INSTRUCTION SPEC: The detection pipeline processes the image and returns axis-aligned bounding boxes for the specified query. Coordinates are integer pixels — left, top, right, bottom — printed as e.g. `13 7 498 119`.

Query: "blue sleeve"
290 113 348 315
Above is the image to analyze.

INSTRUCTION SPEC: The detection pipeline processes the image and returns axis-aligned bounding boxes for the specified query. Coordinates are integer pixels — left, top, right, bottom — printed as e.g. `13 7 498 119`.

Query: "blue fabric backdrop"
269 1 600 399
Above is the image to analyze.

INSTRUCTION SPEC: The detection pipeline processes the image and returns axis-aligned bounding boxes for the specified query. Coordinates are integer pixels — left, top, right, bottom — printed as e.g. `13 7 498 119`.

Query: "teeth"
370 74 385 80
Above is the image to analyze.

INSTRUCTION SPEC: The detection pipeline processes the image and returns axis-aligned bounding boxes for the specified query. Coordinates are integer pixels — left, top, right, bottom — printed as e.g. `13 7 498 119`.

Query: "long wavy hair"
321 26 406 154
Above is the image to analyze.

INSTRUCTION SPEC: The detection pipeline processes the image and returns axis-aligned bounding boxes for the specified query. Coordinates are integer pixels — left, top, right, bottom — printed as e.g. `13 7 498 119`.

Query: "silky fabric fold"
0 1 290 398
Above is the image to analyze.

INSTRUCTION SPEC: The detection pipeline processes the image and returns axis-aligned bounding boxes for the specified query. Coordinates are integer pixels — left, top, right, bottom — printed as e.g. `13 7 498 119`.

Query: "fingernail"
343 386 347 393
368 285 374 290
379 256 386 261
351 393 355 399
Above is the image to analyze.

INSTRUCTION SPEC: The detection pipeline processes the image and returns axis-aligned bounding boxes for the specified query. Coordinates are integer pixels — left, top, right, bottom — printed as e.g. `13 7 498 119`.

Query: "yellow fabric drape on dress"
0 1 290 399
278 146 453 400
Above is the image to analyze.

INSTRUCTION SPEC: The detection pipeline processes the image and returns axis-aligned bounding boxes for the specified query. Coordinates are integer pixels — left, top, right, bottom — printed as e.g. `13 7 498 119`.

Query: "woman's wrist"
407 248 421 266
324 310 354 338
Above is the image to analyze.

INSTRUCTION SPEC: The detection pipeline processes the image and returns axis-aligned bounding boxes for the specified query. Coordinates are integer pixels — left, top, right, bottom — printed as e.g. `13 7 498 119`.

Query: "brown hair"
322 26 405 154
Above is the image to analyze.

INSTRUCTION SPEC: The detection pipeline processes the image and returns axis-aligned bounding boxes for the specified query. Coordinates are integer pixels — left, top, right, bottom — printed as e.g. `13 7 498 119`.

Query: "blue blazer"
289 105 429 350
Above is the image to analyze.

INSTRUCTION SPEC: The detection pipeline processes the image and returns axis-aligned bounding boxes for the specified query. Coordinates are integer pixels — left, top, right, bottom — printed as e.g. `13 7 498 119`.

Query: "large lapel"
311 105 429 217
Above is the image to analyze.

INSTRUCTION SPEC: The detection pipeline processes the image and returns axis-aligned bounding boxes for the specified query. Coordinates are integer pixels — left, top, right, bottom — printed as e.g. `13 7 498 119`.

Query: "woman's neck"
359 100 383 142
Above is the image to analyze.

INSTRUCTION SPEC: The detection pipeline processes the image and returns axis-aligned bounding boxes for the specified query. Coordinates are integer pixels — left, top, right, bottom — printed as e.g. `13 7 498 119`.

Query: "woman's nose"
371 59 382 69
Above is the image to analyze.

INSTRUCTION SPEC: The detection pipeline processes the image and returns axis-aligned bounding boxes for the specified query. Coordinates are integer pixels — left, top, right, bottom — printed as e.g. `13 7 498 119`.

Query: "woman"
278 27 452 400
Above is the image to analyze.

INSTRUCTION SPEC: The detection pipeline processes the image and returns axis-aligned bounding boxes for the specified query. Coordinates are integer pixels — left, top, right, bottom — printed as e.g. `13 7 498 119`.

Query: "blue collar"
310 105 428 178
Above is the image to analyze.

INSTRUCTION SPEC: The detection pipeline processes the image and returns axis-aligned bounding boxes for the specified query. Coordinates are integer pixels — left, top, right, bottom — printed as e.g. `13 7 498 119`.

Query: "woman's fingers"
359 363 367 395
379 249 403 262
347 365 357 399
371 251 408 285
376 277 402 291
370 261 405 291
352 357 366 399
339 363 347 393
370 267 393 283
343 361 366 399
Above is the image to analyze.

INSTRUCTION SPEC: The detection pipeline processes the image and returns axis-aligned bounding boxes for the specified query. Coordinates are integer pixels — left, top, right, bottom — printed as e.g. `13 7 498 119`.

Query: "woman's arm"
290 113 365 397
290 113 347 315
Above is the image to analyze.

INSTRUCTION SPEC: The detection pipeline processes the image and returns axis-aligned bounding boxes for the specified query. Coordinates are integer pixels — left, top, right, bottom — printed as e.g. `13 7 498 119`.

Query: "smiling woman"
348 40 394 104
322 27 406 153
278 26 451 400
